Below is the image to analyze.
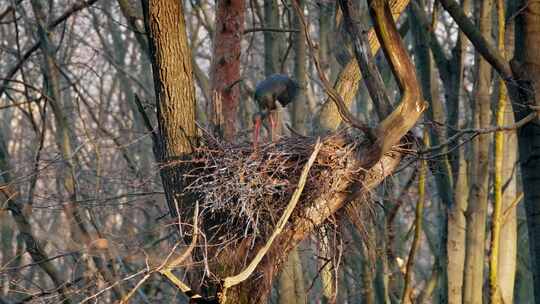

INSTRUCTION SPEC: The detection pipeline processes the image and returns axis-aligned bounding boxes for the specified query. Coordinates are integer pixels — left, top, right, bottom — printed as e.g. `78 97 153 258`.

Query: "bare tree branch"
0 0 99 99
437 0 512 78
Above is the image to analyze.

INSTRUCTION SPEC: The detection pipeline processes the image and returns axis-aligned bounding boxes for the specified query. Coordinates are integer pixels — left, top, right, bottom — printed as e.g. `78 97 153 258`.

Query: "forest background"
1 0 540 303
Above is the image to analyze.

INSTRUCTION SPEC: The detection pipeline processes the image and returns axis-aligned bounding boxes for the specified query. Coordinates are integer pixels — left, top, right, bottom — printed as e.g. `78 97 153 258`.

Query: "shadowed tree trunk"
409 4 454 301
319 0 339 82
291 0 308 135
411 1 471 301
513 0 540 301
264 0 281 76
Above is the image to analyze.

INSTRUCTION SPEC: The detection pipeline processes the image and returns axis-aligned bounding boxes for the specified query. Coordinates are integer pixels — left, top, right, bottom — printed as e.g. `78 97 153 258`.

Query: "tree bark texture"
513 0 540 302
210 0 245 140
496 16 517 303
463 1 493 303
143 0 198 217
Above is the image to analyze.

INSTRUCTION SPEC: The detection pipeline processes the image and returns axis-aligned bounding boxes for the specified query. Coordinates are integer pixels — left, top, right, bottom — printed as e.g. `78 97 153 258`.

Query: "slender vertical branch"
402 130 427 304
489 0 506 302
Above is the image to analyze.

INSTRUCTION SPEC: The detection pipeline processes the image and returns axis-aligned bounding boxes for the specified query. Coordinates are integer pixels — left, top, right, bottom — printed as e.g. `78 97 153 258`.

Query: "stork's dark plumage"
252 74 299 150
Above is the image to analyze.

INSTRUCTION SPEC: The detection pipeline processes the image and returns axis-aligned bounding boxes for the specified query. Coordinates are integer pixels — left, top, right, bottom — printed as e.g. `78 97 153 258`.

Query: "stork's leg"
253 118 261 152
268 112 277 142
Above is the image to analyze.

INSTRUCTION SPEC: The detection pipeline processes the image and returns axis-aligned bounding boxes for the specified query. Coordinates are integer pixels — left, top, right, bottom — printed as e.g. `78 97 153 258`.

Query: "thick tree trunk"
210 0 245 140
142 0 198 217
513 0 540 302
496 16 517 303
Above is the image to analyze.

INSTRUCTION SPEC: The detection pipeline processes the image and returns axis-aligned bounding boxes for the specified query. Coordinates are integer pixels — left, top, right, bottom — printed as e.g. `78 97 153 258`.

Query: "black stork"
252 74 299 150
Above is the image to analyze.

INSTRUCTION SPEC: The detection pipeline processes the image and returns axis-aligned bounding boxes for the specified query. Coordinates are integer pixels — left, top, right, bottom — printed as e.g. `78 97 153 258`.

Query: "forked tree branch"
366 0 426 165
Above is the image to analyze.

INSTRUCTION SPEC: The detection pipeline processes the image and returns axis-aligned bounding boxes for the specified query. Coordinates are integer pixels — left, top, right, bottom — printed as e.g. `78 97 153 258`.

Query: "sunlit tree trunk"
463 1 493 303
210 0 245 140
495 16 517 304
489 1 517 302
496 90 518 304
142 0 198 217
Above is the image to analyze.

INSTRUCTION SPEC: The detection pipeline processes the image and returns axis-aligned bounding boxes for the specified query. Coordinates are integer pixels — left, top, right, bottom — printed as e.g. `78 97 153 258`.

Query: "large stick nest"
172 131 365 247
